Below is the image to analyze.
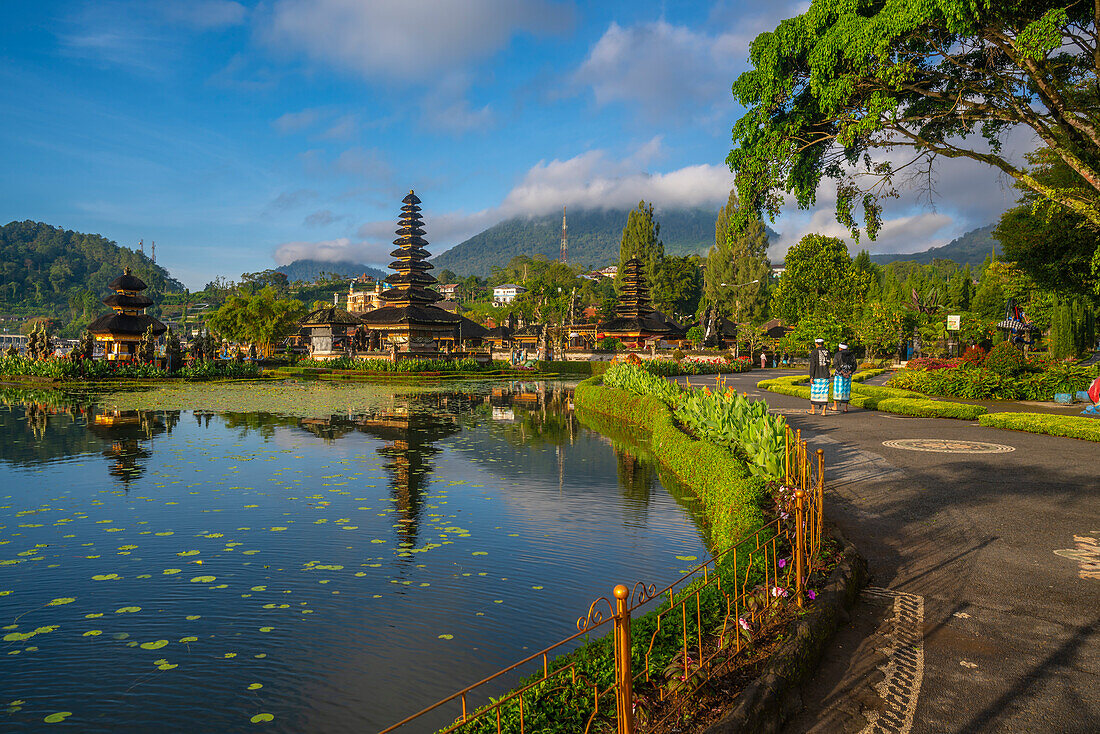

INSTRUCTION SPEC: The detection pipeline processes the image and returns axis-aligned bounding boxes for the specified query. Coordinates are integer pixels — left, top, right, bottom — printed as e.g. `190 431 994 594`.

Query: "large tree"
728 1 1100 239
206 286 306 356
618 201 665 291
996 147 1100 300
705 190 772 323
771 234 869 323
652 255 704 320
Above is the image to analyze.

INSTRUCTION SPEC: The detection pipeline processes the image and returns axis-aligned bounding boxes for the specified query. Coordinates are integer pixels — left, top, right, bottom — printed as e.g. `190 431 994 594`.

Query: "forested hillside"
869 224 1000 266
0 221 184 330
431 207 743 277
275 259 387 283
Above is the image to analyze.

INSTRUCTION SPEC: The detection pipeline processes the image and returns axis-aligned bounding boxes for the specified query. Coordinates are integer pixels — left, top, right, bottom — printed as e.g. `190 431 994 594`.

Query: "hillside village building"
492 284 526 305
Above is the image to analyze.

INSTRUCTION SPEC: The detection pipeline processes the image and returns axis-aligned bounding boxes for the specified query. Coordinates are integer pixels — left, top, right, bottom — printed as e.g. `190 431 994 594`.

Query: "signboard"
947 314 961 331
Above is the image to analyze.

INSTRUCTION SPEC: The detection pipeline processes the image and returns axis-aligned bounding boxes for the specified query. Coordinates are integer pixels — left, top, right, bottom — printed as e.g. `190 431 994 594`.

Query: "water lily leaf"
177 550 200 557
91 574 121 581
185 615 201 620
258 626 273 632
82 630 102 637
471 551 487 556
43 711 72 723
46 597 75 606
84 613 103 619
247 683 263 690
249 713 274 723
438 634 453 640
163 569 182 575
140 640 169 650
224 652 237 658
157 663 178 670
115 606 141 614
179 636 198 643
675 555 698 562
190 576 217 583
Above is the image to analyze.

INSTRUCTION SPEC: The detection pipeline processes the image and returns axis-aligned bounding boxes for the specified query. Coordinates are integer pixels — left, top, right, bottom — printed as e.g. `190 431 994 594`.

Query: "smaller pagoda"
88 268 167 361
597 258 685 347
299 304 361 359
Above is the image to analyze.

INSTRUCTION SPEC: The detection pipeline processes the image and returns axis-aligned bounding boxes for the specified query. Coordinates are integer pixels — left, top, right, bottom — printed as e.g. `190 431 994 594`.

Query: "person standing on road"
808 338 831 415
832 343 857 413
760 351 767 370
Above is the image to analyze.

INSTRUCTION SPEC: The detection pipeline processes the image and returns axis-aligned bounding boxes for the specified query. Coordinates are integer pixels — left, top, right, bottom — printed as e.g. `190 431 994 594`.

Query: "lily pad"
438 634 453 640
140 640 169 650
247 683 263 690
43 712 72 724
46 597 75 606
190 576 217 583
250 713 274 723
115 606 142 614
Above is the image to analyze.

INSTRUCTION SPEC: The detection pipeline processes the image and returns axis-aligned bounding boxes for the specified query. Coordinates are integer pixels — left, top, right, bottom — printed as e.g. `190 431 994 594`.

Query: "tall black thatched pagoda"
597 257 685 347
359 191 485 353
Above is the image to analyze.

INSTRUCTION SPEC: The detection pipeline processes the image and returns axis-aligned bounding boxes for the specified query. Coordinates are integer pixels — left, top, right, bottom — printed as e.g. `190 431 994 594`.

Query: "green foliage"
685 327 704 348
0 353 260 381
618 201 665 292
727 0 1100 238
758 372 988 419
652 255 704 320
602 363 683 405
274 259 386 283
978 412 1100 442
983 341 1027 377
704 190 771 324
165 329 182 372
137 325 157 363
771 234 865 324
675 389 787 479
596 336 622 352
1049 297 1096 359
296 357 498 373
887 362 1098 401
777 313 847 356
205 287 306 355
641 358 752 376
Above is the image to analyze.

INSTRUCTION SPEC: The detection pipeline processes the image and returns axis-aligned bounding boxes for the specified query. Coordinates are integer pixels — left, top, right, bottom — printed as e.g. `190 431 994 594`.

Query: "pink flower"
807 590 817 600
778 558 787 569
739 618 751 631
771 586 789 598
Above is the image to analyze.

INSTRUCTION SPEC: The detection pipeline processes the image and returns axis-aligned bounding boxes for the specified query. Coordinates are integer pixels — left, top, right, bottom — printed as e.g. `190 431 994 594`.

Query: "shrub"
978 412 1100 442
960 345 986 366
984 341 1026 377
674 388 787 479
672 349 685 362
602 363 683 405
596 337 622 352
625 352 643 366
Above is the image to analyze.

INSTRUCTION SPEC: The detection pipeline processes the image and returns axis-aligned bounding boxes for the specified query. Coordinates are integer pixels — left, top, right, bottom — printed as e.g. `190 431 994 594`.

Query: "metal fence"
379 426 825 734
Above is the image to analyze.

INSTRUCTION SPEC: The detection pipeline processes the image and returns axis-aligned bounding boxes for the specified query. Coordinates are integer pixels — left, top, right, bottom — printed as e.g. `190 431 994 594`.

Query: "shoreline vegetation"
431 365 810 732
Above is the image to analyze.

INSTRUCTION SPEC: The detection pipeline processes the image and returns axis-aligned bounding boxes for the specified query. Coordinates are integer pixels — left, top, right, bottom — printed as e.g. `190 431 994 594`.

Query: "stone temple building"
87 268 167 361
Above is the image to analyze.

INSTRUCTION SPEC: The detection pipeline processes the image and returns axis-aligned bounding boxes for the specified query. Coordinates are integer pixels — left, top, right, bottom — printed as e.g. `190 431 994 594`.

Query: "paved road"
673 370 1100 733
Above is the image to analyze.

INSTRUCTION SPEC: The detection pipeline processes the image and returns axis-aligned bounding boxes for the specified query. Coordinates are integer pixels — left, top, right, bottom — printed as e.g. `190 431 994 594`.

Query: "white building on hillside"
492 284 527 305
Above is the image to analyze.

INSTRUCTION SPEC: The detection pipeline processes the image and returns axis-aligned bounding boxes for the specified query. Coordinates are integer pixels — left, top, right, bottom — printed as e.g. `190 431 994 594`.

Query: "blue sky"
1 1 1027 289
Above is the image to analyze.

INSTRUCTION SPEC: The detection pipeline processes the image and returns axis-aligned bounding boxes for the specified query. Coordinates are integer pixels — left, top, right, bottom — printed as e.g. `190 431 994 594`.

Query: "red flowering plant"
905 356 962 370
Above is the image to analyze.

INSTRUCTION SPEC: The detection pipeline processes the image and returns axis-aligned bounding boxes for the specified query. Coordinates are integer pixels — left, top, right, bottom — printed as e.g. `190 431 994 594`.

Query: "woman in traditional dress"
808 338 831 415
832 343 857 413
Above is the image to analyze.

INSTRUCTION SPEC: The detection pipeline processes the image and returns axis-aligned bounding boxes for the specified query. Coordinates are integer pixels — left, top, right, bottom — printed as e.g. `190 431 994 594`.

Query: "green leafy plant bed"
977 412 1100 442
0 355 262 382
296 357 505 372
887 362 1099 401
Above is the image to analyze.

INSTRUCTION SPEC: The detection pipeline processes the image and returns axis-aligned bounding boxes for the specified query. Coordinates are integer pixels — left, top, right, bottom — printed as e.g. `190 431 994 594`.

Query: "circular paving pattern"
882 438 1015 454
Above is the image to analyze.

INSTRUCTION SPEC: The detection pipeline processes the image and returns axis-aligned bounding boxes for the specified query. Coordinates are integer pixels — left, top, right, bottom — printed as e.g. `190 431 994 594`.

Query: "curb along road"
674 371 1100 733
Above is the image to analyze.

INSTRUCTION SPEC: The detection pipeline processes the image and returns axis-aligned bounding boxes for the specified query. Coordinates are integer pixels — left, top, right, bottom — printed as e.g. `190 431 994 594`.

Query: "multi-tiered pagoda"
88 268 167 361
360 191 485 353
597 258 685 347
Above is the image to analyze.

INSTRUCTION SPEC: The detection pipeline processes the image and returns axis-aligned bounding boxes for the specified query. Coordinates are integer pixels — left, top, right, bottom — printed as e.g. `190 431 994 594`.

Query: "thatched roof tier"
108 268 148 292
379 286 442 304
88 312 167 337
598 313 685 337
402 191 421 205
392 236 427 247
102 293 154 309
388 247 433 260
300 306 361 327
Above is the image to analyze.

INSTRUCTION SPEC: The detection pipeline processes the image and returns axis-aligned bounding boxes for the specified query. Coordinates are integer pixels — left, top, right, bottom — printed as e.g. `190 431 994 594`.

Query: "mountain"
275 259 387 283
869 224 1000 267
431 207 771 277
0 220 184 319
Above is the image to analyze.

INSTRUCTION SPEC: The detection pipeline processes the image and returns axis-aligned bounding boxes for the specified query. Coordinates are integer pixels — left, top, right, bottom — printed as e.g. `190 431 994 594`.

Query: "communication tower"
559 206 568 264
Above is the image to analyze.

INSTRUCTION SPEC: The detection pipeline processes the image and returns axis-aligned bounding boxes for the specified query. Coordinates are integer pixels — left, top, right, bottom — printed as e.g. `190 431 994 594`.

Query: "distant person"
808 338 831 415
760 351 767 369
782 350 790 366
832 343 857 413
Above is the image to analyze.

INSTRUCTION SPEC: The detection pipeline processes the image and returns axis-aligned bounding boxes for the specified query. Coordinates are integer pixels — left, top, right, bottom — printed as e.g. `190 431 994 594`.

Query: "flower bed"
887 362 1098 401
0 354 261 381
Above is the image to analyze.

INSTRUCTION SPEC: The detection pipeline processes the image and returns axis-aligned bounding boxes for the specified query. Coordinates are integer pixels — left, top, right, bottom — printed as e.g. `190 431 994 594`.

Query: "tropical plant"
674 388 787 479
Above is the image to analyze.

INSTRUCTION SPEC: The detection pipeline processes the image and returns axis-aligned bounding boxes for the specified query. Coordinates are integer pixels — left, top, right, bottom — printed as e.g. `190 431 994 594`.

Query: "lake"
0 380 708 732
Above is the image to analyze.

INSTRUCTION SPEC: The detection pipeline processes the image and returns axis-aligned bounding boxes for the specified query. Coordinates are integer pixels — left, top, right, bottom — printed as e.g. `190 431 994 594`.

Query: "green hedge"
536 360 614 376
887 363 1099 401
575 376 767 546
977 412 1100 442
756 373 988 420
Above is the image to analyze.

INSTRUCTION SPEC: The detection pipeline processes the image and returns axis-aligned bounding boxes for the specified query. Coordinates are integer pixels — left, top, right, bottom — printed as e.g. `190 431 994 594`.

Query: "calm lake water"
0 380 708 732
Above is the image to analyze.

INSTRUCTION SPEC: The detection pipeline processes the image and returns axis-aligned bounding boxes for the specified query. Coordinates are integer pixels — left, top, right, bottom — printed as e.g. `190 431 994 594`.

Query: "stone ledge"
703 525 867 734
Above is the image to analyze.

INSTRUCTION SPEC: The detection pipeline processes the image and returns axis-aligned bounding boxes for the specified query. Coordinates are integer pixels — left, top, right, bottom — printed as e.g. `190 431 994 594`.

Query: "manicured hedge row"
574 376 767 546
977 412 1100 442
755 374 989 420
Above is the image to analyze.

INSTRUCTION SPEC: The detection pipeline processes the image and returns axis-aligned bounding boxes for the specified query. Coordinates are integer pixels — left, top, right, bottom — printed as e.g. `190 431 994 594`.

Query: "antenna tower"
151 241 156 264
138 239 144 256
559 206 568 264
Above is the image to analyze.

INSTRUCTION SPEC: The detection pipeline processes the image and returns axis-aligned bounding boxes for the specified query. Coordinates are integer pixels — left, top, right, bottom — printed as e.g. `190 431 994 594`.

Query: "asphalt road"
673 370 1100 734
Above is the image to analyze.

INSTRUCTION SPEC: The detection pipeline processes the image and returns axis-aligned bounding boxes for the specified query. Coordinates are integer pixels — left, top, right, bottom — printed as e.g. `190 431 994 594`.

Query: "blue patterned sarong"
810 378 830 404
833 374 852 402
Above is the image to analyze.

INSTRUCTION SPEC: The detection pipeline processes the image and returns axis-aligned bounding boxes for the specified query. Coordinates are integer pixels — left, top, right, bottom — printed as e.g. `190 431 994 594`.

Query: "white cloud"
419 75 494 134
574 5 804 120
275 144 735 266
319 114 358 141
299 147 394 183
258 0 573 82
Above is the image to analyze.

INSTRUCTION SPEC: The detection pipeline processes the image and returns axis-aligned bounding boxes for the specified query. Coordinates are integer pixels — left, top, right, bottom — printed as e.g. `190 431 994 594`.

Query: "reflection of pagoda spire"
104 439 150 487
378 191 442 308
85 408 167 489
614 258 656 319
376 438 437 546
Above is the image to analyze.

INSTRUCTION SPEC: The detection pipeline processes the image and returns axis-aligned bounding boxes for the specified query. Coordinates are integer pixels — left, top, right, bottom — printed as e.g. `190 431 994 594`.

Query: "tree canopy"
706 190 771 324
728 0 1100 238
205 287 306 356
771 234 867 323
618 201 666 290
